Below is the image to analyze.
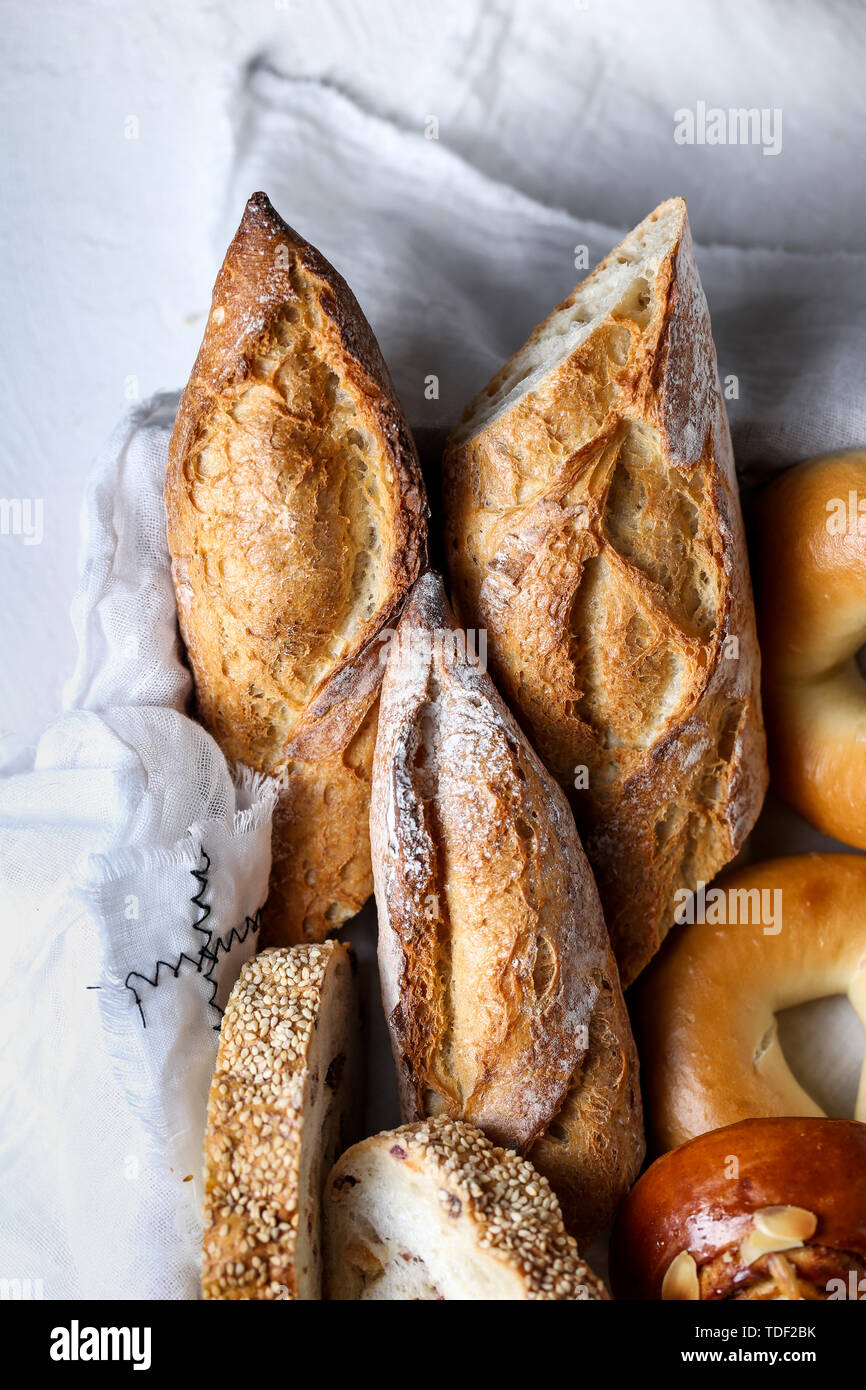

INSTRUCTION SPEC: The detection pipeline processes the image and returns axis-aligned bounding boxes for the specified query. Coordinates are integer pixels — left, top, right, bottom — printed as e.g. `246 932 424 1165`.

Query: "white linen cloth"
226 64 866 491
2 36 865 1300
0 395 276 1300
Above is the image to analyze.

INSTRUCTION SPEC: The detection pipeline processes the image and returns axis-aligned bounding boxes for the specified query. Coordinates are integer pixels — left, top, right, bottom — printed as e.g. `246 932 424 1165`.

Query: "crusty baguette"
443 197 767 985
370 570 644 1243
166 192 427 945
323 1117 608 1300
201 943 360 1300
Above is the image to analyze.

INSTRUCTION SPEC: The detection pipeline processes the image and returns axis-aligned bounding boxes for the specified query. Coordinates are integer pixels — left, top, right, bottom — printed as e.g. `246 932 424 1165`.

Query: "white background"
2 0 865 758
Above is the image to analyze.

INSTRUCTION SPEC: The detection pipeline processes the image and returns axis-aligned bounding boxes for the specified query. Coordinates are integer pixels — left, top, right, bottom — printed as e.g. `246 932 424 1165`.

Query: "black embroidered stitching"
201 910 262 1031
124 950 204 1029
191 851 215 966
124 848 261 1028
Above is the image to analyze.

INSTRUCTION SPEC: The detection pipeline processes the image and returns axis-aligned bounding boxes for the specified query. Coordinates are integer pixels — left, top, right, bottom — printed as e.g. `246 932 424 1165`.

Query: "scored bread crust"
371 570 644 1243
443 197 767 985
609 1118 866 1300
323 1117 609 1300
166 192 427 945
202 943 360 1300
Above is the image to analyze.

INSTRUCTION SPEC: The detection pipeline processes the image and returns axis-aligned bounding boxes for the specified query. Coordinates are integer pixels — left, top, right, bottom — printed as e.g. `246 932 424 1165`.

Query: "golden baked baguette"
323 1118 608 1300
443 197 767 984
166 192 427 944
202 943 360 1300
370 570 644 1243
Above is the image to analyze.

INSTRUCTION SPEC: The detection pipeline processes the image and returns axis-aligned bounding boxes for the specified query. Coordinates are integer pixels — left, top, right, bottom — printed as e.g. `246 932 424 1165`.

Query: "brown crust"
633 853 866 1154
610 1118 866 1300
757 449 866 850
166 193 428 944
443 197 767 985
370 570 644 1244
201 942 359 1300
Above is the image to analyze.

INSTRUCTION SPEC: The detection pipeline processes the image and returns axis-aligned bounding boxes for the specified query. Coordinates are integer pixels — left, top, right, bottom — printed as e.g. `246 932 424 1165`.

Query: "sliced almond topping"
661 1250 700 1301
753 1205 817 1242
740 1227 803 1265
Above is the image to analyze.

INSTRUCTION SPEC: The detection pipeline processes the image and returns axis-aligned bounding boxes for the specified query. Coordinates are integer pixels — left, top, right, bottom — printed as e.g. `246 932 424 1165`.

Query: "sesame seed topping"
201 943 344 1300
330 1117 607 1301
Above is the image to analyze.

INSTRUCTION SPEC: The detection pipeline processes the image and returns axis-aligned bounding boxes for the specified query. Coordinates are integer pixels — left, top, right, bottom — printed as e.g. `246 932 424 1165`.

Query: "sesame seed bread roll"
323 1118 608 1300
166 192 428 947
443 197 767 986
202 943 360 1300
370 571 644 1244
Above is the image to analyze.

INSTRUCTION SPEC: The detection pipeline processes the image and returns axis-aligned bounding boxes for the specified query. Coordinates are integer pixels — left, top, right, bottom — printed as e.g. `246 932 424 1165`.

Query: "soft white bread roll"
166 192 427 947
202 943 359 1300
635 854 866 1154
323 1118 608 1300
371 570 644 1244
757 449 866 849
443 197 767 986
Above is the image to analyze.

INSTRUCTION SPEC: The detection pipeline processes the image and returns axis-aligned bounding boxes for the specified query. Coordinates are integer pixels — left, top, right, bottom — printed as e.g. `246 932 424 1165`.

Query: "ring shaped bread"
610 1118 866 1301
635 854 866 1153
202 943 359 1299
758 450 866 849
323 1118 608 1300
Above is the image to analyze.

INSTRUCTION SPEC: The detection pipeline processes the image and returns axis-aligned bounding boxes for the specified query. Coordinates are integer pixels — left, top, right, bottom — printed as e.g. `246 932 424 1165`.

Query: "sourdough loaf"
443 197 766 984
166 192 427 945
370 570 644 1242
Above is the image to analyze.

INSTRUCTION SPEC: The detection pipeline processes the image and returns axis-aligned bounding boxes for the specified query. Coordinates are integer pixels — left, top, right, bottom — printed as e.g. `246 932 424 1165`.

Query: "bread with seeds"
166 192 427 946
202 942 360 1300
371 571 644 1244
443 197 767 985
323 1117 608 1299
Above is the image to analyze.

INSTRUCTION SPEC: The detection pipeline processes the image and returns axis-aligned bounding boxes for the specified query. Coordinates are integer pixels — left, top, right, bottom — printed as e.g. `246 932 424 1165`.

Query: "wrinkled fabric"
0 396 275 1298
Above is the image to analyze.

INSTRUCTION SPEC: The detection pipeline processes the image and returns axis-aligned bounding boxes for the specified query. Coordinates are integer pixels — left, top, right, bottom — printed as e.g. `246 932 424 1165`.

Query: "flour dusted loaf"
202 943 360 1300
443 197 766 984
166 192 427 945
323 1117 608 1300
371 570 644 1243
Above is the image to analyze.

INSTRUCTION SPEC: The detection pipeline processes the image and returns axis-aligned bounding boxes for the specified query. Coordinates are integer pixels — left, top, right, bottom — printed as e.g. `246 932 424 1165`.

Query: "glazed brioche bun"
610 1118 866 1300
